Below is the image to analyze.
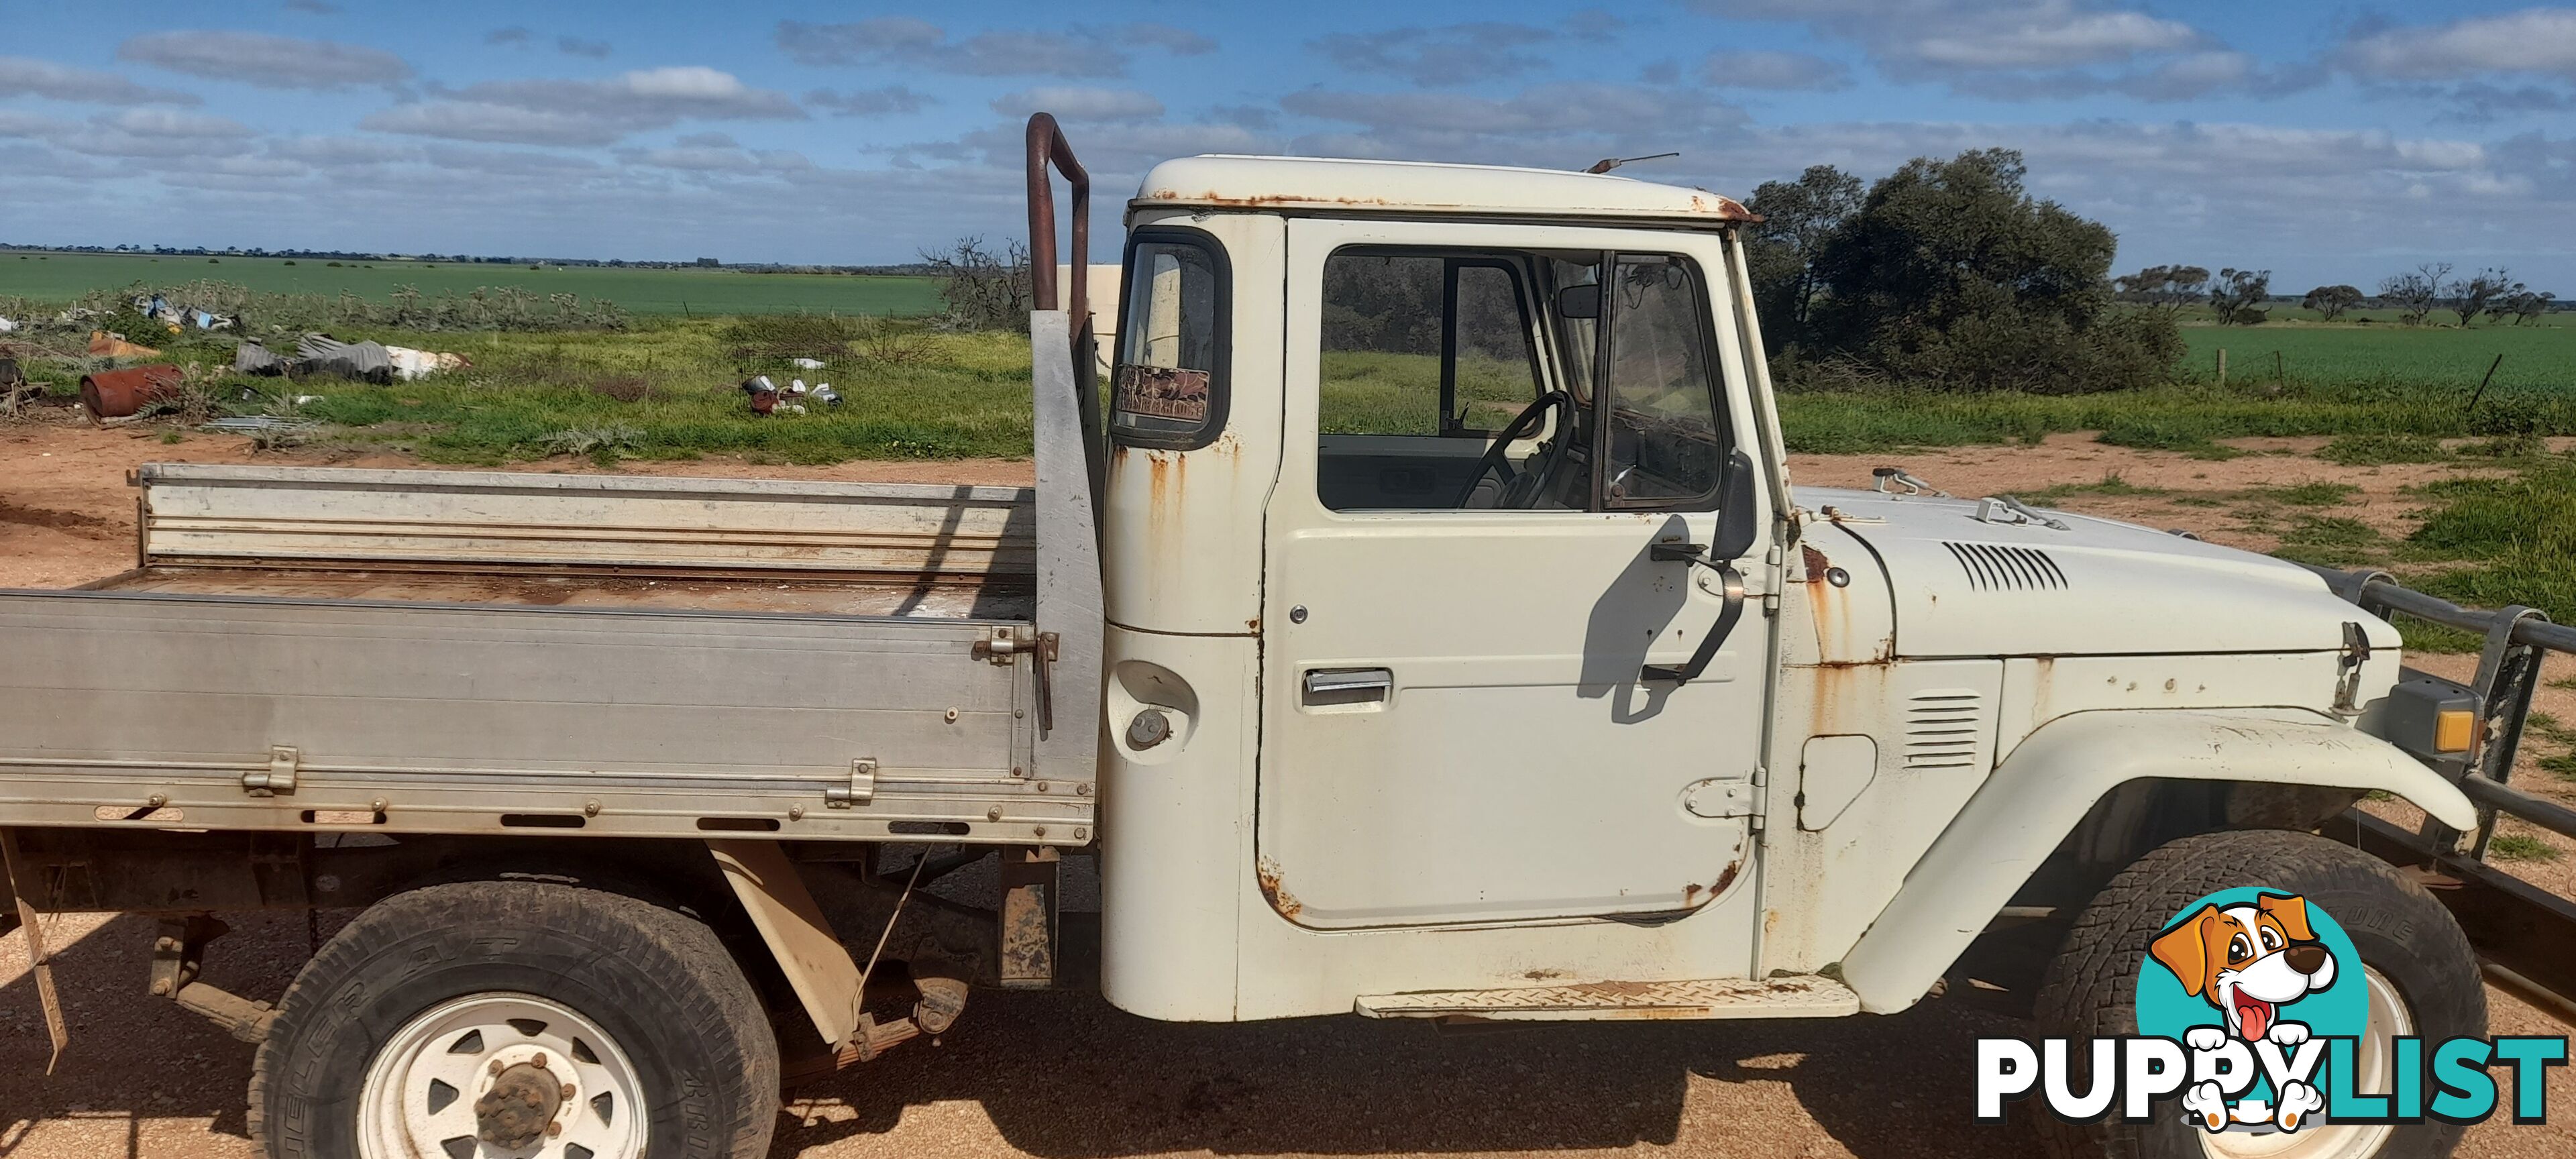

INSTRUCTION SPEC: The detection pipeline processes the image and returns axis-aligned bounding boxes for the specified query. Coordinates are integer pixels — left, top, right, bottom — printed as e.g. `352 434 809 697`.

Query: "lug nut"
547 1121 563 1138
531 1052 547 1069
561 1083 576 1099
490 1059 506 1076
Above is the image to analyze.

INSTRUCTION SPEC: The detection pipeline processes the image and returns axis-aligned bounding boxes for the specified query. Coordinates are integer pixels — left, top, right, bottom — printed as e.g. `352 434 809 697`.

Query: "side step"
1355 975 1860 1022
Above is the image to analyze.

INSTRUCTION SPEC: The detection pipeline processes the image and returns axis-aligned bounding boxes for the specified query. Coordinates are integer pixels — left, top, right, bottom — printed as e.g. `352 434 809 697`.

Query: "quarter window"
1112 232 1228 449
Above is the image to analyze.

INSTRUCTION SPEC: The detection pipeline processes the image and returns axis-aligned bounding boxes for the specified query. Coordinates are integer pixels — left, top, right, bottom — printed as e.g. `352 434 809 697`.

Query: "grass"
1772 378 2576 455
1319 350 1536 435
2319 433 2449 465
2269 515 2383 569
2179 319 2576 393
2260 481 2359 506
0 250 941 317
2487 833 2562 863
2025 473 2165 502
32 317 1043 463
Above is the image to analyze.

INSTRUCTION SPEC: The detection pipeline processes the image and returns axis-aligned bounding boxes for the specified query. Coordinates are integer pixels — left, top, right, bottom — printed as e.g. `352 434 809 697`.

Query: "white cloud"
1 107 262 160
364 67 804 146
267 135 418 166
1124 23 1218 56
2342 9 2576 82
1701 50 1854 91
773 19 1213 78
621 144 815 174
1281 82 1749 166
119 30 411 90
0 55 202 105
804 85 936 117
1688 0 2236 96
990 87 1165 122
1913 11 2198 70
1311 23 1559 87
362 102 633 147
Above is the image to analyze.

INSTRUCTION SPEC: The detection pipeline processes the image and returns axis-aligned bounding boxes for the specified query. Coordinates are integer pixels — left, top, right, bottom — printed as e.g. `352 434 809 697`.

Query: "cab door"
1256 217 1775 934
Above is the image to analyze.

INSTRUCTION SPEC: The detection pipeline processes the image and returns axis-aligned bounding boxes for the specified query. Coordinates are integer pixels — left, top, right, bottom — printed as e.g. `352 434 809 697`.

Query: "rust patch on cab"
1254 857 1302 919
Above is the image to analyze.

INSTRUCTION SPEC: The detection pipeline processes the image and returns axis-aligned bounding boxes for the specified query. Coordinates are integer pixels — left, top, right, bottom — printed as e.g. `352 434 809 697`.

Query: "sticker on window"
1114 364 1212 423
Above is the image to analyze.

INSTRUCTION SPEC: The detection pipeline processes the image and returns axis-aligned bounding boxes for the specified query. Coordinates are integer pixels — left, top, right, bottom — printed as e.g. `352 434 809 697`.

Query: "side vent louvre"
1944 541 2067 592
1904 690 1986 771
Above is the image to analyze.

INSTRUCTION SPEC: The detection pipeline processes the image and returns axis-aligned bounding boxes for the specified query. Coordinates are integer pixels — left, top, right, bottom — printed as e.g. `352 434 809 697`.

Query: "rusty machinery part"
771 843 1073 1082
150 914 278 1044
998 846 1060 989
1024 110 1105 508
474 1054 566 1149
1 828 68 1072
78 364 187 420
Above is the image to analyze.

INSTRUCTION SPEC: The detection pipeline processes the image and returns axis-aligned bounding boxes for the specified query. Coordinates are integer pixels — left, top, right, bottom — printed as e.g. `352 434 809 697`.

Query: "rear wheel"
252 881 779 1159
2031 829 2483 1159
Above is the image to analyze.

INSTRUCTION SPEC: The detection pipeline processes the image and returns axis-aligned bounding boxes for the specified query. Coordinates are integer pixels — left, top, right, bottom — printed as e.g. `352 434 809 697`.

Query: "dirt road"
3 417 2571 1158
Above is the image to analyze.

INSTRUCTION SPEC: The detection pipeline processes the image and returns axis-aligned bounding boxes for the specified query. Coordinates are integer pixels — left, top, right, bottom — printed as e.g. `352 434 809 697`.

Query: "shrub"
1791 149 2184 394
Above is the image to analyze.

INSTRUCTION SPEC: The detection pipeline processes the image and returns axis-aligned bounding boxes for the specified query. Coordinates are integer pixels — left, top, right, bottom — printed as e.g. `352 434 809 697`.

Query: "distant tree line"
2112 262 2556 327
1745 149 2182 394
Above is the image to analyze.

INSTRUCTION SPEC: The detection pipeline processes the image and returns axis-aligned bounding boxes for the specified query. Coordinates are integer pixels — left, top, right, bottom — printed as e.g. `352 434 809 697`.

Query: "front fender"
1835 708 2473 1013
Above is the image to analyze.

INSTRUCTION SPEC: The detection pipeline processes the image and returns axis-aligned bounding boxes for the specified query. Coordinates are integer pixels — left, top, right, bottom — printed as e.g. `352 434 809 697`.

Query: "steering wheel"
1454 390 1574 508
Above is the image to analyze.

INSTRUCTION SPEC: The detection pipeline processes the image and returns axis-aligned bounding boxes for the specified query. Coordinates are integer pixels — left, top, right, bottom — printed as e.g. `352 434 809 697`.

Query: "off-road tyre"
250 881 779 1159
2031 828 2483 1159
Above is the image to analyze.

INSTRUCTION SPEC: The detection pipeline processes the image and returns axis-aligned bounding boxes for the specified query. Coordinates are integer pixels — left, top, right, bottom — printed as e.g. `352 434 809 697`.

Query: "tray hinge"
242 746 299 796
826 758 877 809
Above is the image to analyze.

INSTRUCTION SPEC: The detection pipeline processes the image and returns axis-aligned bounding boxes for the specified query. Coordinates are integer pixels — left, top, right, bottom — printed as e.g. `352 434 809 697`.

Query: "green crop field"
2176 320 2576 391
0 250 941 317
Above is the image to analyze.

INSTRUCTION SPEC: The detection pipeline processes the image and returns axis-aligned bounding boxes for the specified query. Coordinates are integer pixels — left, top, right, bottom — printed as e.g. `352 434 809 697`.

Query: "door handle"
1303 667 1392 706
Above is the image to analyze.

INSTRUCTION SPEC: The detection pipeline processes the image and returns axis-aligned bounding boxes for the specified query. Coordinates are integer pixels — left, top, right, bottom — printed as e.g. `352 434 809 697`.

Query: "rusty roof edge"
1132 188 1762 224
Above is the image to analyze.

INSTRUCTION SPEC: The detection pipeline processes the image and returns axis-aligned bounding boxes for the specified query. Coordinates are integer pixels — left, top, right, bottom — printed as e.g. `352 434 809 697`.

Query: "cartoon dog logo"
2148 892 2339 1132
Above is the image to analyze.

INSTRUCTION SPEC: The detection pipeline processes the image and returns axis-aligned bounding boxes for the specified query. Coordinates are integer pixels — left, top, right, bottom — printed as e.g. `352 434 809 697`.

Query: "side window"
1316 250 1546 511
1112 231 1227 449
1319 253 1446 437
1601 255 1725 508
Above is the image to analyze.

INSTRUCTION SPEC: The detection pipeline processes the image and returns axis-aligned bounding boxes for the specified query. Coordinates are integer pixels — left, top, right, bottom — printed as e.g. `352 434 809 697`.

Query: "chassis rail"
2305 563 2576 1024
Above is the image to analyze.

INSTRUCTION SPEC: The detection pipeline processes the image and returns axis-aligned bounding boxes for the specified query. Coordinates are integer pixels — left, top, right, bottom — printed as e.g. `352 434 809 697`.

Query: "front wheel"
252 881 780 1159
2032 829 2484 1159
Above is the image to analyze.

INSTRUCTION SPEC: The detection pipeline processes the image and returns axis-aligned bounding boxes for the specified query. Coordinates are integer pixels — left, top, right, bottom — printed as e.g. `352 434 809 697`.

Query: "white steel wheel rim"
2199 965 2411 1159
359 992 647 1159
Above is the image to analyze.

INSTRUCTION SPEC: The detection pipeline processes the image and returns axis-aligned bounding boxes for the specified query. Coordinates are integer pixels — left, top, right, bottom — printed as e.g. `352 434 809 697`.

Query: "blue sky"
3 1 2572 288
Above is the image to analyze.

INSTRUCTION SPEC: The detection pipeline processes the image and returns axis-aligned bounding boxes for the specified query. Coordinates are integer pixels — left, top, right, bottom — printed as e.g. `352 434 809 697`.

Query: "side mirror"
1555 283 1601 320
1712 448 1760 561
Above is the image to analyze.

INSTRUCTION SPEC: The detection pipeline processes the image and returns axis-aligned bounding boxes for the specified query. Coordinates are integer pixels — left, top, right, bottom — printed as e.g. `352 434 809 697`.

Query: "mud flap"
1 828 68 1072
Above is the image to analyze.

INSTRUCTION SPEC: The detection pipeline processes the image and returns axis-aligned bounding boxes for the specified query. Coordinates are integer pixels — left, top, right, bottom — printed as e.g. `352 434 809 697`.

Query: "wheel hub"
473 1056 565 1149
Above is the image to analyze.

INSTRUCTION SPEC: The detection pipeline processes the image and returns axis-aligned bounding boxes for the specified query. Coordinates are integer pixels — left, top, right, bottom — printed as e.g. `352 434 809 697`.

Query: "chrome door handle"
1303 667 1392 706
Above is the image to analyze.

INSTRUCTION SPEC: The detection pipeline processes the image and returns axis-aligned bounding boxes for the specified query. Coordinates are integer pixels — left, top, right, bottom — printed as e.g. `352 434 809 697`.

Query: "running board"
1355 975 1860 1021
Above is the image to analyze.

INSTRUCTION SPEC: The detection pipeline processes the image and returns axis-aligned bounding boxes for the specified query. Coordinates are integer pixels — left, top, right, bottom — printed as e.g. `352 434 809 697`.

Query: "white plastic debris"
0 317 16 333
788 378 807 394
810 384 841 408
789 357 826 370
382 345 471 382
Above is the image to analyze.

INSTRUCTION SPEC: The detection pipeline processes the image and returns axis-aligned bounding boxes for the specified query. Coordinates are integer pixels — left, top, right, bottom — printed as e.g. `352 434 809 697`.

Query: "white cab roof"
1132 155 1758 225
